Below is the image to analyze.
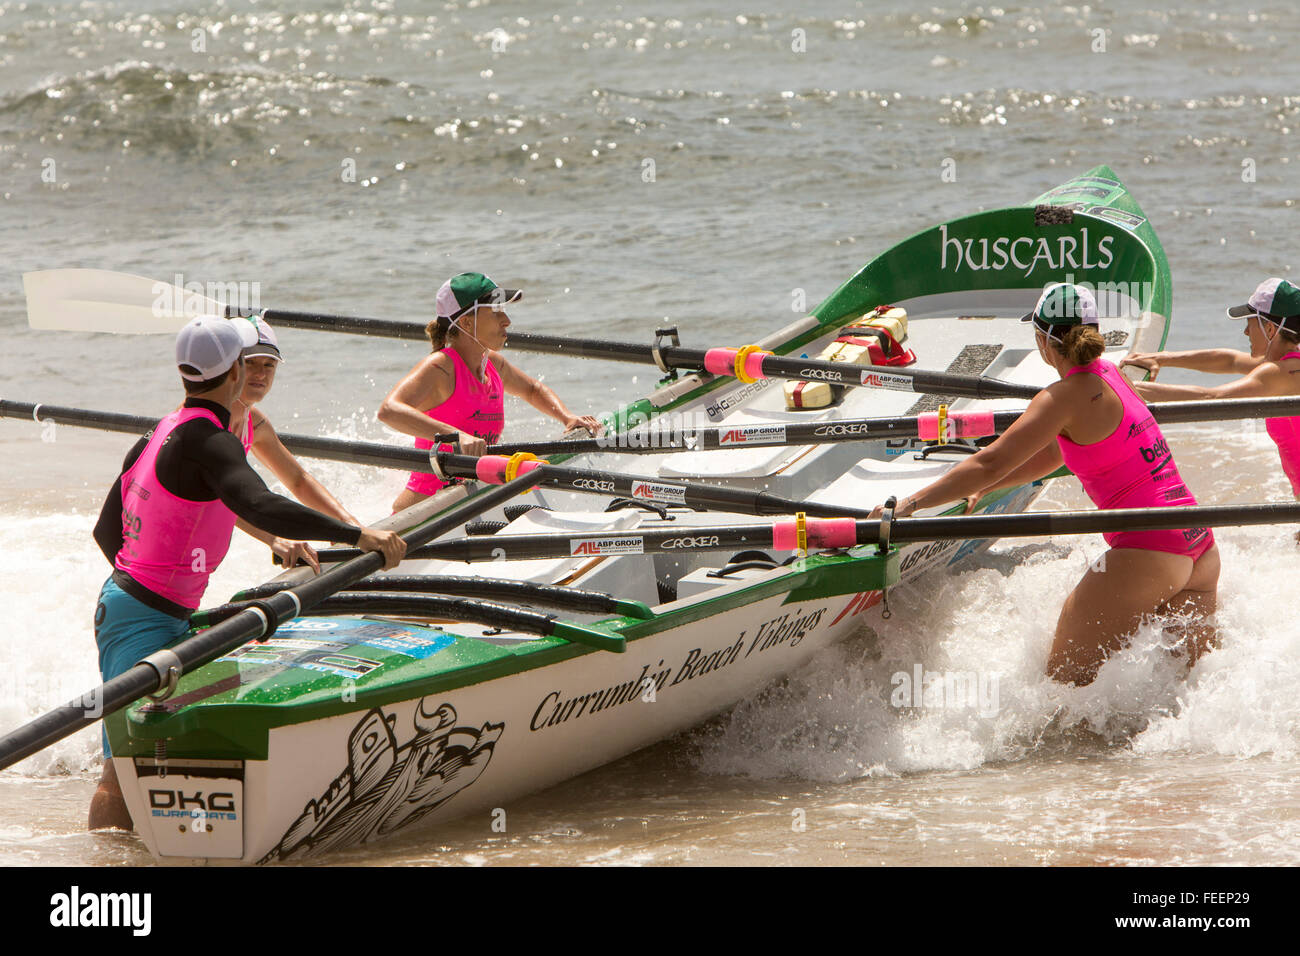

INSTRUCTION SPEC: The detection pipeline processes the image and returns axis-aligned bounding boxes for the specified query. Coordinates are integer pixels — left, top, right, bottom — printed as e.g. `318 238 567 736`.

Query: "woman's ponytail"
426 316 454 351
1061 324 1106 366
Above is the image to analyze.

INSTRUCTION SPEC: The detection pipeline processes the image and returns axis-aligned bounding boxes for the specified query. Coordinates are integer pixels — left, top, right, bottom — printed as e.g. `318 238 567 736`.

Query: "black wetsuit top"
94 398 361 617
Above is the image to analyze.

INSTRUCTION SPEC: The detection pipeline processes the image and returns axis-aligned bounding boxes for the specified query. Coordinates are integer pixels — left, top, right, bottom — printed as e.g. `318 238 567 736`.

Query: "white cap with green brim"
435 272 522 323
176 315 258 381
1020 283 1100 342
1226 278 1300 333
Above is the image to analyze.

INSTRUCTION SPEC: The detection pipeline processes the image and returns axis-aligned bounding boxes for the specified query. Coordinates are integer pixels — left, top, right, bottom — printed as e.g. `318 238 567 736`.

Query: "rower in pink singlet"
1058 358 1214 560
405 347 504 496
237 408 254 454
1124 278 1300 502
380 272 601 514
116 406 241 610
1265 350 1300 496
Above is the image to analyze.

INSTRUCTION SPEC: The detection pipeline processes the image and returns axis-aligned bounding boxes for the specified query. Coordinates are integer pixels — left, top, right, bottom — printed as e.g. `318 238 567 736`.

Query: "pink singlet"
229 408 254 455
1057 358 1213 560
115 407 241 609
1265 351 1300 497
406 348 505 496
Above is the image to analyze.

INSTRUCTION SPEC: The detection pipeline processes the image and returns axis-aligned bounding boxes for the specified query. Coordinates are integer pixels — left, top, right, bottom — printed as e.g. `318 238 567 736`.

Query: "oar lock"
140 648 184 702
652 327 680 380
877 496 896 557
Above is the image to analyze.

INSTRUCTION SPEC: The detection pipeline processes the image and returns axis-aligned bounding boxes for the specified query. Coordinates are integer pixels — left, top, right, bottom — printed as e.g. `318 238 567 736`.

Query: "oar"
310 500 1294 566
13 396 1300 472
23 268 1037 400
0 466 574 772
0 400 427 471
489 394 1300 455
433 452 876 518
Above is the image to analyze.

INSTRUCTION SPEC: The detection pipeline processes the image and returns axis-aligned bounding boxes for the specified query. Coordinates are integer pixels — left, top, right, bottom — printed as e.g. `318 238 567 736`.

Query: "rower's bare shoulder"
486 349 519 375
1030 374 1098 425
415 351 456 380
487 350 528 385
1037 373 1093 403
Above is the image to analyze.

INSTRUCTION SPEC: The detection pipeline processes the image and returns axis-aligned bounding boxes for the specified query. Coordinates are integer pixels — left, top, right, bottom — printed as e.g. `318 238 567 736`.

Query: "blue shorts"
95 576 191 756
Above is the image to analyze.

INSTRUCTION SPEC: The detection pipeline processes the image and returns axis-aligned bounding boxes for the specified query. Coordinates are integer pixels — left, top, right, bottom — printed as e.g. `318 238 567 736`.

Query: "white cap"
176 315 259 382
240 314 284 363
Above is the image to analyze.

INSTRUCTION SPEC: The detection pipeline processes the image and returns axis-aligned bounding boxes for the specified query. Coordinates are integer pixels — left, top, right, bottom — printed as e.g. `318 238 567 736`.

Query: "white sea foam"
0 412 412 778
694 523 1300 781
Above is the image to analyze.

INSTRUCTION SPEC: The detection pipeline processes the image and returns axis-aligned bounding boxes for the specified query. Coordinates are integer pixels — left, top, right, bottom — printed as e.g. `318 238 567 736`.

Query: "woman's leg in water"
1155 544 1220 666
1048 548 1197 686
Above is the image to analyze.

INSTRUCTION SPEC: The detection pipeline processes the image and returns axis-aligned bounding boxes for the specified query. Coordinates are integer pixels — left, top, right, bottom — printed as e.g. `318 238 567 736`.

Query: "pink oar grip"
808 518 858 549
771 519 797 551
771 518 858 551
953 410 996 438
916 410 997 440
703 348 738 376
475 456 510 483
742 351 767 380
475 456 544 484
917 413 940 441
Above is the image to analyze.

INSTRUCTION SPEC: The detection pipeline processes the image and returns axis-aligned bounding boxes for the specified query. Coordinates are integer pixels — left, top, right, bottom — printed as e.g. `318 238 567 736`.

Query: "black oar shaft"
891 503 1291 541
313 500 1300 567
221 311 1039 400
436 453 869 520
0 400 428 470
544 341 1040 401
12 395 1300 486
248 308 428 341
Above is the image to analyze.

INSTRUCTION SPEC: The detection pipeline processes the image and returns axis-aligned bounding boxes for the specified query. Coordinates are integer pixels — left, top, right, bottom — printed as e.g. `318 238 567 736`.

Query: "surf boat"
104 166 1171 863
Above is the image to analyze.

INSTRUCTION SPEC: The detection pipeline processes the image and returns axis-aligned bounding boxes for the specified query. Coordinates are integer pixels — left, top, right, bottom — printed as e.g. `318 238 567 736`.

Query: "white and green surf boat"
98 166 1171 863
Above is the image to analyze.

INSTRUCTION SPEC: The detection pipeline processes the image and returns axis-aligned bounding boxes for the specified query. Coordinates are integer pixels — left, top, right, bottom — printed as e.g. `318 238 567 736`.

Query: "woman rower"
220 315 361 571
872 283 1219 686
378 272 601 513
1121 278 1300 506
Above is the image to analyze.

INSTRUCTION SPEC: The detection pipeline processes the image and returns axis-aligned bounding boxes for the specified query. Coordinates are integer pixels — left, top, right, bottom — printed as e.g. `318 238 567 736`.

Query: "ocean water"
1 0 1298 867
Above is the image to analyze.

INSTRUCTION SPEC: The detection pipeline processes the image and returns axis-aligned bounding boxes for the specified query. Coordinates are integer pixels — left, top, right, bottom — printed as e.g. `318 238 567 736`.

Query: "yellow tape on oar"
734 344 767 384
504 452 539 484
937 404 949 445
796 511 807 556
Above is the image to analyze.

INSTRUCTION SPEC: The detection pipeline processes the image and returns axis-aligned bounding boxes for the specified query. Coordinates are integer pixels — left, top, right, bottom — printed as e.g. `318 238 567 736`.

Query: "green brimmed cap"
1020 283 1099 341
435 272 522 322
1226 278 1300 333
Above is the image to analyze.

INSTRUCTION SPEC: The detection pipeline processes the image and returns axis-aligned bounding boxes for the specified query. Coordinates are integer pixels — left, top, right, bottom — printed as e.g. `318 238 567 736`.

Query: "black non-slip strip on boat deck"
905 344 1003 415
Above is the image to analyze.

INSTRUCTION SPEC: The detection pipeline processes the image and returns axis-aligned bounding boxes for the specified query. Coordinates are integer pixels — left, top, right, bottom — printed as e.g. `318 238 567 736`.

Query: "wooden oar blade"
24 269 226 333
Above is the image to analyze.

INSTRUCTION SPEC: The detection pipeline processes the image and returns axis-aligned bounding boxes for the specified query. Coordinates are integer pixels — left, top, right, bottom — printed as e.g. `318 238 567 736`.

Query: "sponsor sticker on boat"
704 379 770 421
136 759 244 859
355 632 456 659
860 370 915 391
276 620 339 631
1086 205 1147 232
631 480 687 504
570 536 645 556
718 424 787 446
219 638 383 679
